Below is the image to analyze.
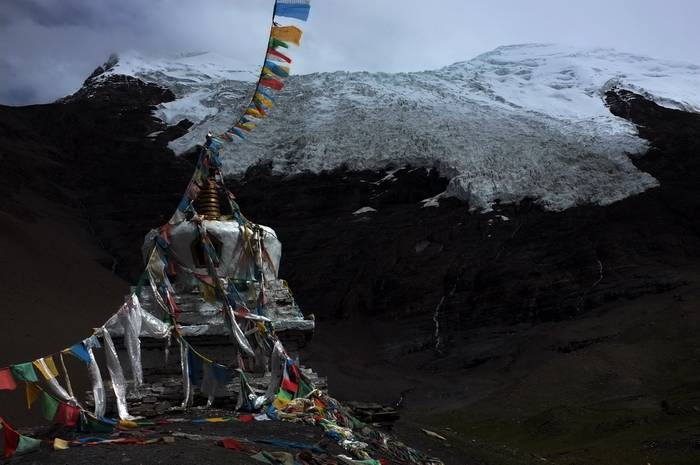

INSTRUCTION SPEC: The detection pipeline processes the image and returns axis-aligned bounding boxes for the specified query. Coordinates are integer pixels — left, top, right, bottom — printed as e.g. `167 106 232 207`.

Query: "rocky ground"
1 80 699 464
3 408 464 465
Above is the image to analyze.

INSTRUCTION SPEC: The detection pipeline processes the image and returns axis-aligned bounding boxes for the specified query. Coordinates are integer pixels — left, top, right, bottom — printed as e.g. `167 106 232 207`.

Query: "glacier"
86 44 700 212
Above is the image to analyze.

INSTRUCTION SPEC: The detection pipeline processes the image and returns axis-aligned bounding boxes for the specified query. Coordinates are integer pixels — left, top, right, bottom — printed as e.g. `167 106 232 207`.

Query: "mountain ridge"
63 44 699 212
1 44 700 462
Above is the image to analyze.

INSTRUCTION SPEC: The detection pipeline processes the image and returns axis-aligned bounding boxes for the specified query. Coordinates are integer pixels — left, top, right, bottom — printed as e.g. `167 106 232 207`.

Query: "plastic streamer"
118 296 144 388
225 302 256 356
264 340 286 400
179 339 193 408
33 358 79 408
95 325 134 421
83 336 105 418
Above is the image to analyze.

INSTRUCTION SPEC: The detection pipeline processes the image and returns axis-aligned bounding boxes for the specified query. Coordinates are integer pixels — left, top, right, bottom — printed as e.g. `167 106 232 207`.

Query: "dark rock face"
1 80 699 346
231 91 700 338
0 76 194 278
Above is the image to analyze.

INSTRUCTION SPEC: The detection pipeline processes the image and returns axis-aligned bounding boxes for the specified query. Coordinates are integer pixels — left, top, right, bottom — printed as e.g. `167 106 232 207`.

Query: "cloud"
0 0 698 106
1 0 143 29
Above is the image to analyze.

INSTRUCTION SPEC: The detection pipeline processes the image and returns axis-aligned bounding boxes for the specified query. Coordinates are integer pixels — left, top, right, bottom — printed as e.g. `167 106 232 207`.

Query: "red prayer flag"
56 402 80 426
218 438 246 450
0 368 17 390
280 360 300 393
112 438 140 444
2 419 20 458
253 101 267 117
266 47 291 63
259 78 285 91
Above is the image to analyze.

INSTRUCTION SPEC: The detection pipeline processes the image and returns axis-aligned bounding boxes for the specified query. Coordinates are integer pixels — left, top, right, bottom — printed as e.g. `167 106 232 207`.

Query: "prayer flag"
41 391 59 421
1 418 40 458
267 46 291 63
186 348 203 386
10 363 38 383
201 362 230 398
245 105 264 117
263 61 290 79
89 335 101 349
259 78 285 91
272 388 293 410
275 2 311 21
296 377 315 399
56 402 80 426
257 89 276 104
177 195 191 213
254 94 274 109
33 356 59 379
210 363 231 385
270 25 303 46
78 412 114 433
218 437 246 450
25 382 42 408
185 181 201 202
269 37 290 49
253 101 268 117
53 438 70 450
3 419 19 458
202 283 217 306
0 367 17 390
15 436 41 456
280 359 300 393
118 420 138 429
65 343 91 364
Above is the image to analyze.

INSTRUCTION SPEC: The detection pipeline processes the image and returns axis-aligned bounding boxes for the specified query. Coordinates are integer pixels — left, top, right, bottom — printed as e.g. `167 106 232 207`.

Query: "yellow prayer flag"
33 357 59 379
203 284 217 306
54 438 70 450
272 396 291 411
270 25 303 46
245 106 263 118
25 382 42 408
262 66 290 79
147 250 166 286
254 92 274 108
205 417 227 422
118 420 138 429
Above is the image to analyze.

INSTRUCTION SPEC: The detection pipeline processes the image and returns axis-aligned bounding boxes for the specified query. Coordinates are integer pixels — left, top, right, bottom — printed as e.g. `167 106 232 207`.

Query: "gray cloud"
1 0 698 106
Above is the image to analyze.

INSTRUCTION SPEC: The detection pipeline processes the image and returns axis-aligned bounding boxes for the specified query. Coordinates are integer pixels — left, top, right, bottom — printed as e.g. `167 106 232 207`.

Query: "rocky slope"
1 65 700 463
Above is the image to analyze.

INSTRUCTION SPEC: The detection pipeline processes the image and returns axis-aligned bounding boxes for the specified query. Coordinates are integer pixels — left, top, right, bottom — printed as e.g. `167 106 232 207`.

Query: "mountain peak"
67 43 700 212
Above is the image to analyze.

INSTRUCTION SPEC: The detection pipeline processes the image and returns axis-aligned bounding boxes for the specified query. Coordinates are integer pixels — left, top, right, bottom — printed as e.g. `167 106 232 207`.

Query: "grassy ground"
400 280 700 464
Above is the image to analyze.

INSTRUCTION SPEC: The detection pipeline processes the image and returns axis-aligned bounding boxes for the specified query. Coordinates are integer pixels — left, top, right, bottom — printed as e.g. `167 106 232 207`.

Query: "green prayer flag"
250 451 276 464
277 389 293 401
78 412 114 433
10 363 38 383
15 435 41 456
295 378 314 399
135 271 149 297
41 392 59 422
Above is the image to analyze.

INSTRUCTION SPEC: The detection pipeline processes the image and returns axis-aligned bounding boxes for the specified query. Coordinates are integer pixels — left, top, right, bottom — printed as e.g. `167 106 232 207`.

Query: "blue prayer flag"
275 3 310 21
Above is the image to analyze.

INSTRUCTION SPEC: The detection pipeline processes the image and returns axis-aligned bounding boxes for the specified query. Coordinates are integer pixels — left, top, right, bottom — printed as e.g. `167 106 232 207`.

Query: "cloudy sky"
1 0 699 106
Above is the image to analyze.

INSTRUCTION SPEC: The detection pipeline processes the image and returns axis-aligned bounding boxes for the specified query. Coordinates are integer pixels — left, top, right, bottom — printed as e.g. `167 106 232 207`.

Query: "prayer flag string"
207 0 310 151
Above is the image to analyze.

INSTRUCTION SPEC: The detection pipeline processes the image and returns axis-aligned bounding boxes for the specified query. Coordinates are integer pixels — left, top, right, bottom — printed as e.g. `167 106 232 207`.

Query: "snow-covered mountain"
80 44 700 212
